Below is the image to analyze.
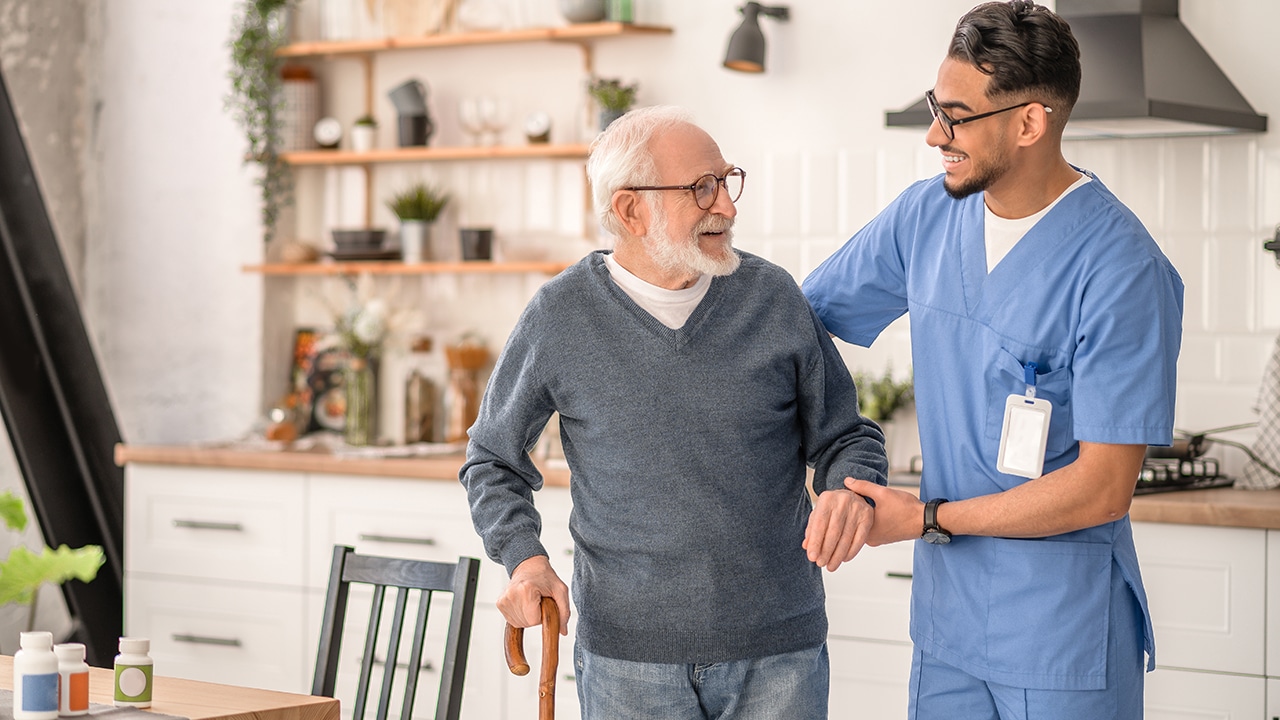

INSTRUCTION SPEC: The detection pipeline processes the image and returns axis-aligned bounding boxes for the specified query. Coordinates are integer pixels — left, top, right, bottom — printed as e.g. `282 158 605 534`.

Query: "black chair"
313 545 480 720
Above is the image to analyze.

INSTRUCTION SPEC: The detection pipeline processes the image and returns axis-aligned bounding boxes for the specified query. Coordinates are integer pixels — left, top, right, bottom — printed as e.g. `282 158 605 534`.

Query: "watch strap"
924 497 949 533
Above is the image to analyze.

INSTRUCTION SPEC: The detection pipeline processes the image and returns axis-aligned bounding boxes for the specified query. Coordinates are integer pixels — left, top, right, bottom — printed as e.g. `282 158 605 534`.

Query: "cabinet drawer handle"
357 533 436 547
172 633 243 647
372 655 435 673
173 519 244 532
885 571 913 580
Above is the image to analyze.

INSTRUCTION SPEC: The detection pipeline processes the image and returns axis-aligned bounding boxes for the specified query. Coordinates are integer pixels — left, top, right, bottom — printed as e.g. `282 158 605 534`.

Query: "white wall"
84 0 1280 474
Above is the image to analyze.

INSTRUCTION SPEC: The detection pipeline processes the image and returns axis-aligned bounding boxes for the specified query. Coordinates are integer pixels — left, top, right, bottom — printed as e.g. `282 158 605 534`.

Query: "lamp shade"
723 4 766 73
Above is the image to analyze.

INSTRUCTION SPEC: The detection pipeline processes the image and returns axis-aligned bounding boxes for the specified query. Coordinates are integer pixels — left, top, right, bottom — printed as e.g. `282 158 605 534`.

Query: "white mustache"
695 216 734 235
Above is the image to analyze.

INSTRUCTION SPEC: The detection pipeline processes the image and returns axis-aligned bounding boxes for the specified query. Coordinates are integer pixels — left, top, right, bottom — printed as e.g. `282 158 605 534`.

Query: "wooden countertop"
0 655 338 720
116 444 1280 530
114 443 572 488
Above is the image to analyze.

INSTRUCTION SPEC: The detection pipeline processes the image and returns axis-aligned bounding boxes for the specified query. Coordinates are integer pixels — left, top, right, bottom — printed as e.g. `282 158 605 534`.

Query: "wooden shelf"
280 143 590 166
243 260 571 276
277 22 674 59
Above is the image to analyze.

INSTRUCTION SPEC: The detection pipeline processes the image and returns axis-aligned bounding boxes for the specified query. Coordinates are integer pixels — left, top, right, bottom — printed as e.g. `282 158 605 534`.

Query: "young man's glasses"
626 168 746 211
925 89 1051 141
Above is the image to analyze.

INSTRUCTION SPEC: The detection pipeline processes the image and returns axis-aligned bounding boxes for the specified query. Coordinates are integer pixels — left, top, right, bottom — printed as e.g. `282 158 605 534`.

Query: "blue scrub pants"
574 642 829 720
908 561 1144 720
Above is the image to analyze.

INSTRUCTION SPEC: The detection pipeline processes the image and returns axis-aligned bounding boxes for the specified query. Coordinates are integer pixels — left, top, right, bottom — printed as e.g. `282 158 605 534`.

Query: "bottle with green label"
114 637 153 708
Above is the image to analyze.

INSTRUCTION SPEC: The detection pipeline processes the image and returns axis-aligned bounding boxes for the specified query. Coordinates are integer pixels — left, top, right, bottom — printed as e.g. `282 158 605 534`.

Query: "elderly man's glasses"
626 167 746 211
925 89 1051 141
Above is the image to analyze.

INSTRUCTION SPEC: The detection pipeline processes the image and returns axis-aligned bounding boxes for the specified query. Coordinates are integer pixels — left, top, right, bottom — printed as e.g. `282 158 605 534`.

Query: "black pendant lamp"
723 2 790 73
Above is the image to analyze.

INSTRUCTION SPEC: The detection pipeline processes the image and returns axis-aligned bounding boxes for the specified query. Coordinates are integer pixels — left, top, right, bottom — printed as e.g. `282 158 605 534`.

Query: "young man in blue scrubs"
803 2 1183 718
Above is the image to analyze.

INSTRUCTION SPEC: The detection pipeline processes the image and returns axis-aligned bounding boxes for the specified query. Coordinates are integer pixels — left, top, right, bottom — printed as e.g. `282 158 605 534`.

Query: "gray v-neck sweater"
461 250 888 663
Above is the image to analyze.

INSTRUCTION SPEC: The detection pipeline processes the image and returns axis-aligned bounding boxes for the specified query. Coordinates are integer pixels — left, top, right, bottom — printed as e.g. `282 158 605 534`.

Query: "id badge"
996 393 1052 478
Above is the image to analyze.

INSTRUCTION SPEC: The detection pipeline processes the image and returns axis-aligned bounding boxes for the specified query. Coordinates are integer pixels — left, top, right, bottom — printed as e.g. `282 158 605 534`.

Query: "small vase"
598 108 625 131
400 220 428 263
344 356 377 446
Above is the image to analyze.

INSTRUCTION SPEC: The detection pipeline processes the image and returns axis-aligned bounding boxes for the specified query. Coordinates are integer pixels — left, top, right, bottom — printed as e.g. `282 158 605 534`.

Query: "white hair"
586 105 697 237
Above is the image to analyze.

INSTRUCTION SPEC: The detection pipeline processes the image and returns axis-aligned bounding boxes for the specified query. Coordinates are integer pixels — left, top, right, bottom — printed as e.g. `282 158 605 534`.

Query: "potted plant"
386 182 451 264
350 114 377 153
0 490 104 646
853 366 914 424
226 0 296 245
587 77 638 130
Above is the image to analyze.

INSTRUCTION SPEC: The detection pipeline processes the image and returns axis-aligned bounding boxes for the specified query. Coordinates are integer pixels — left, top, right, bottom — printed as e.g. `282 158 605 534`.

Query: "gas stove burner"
1134 456 1234 495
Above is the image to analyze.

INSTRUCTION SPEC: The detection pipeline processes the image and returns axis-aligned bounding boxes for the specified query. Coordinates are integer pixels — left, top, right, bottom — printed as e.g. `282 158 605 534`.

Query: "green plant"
386 182 451 222
354 114 377 127
0 490 104 631
226 0 296 245
587 77 639 112
853 366 915 423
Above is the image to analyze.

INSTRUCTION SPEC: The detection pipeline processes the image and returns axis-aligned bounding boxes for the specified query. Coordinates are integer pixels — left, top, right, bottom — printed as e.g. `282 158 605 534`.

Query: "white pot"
400 220 428 264
350 124 376 153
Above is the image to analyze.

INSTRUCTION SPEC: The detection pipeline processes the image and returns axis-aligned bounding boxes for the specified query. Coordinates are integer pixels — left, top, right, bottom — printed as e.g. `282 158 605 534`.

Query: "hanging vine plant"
226 0 296 245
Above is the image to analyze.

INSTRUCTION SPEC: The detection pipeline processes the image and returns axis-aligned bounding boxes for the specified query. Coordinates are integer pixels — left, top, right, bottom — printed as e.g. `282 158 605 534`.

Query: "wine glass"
459 97 486 146
478 96 510 146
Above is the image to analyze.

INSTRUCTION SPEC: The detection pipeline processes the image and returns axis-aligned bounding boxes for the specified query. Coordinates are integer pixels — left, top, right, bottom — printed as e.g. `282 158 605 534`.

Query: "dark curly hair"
949 1 1081 125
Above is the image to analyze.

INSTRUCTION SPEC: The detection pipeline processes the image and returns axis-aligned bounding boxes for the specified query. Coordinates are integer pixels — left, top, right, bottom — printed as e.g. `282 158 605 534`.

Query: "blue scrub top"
803 170 1184 690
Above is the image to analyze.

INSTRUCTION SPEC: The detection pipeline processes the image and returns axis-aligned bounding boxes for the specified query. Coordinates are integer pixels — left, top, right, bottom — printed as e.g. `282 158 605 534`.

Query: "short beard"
943 140 1010 200
645 199 740 277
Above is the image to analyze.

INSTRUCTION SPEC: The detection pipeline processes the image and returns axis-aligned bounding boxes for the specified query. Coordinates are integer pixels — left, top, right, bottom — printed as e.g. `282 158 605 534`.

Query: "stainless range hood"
885 0 1268 139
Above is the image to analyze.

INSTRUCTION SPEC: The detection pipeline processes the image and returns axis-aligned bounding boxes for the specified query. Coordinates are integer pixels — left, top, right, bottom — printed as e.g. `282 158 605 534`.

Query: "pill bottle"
14 631 59 720
54 642 90 716
113 637 153 708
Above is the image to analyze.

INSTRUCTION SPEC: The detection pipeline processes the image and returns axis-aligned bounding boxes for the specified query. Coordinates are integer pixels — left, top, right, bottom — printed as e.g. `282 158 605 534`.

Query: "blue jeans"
574 642 829 720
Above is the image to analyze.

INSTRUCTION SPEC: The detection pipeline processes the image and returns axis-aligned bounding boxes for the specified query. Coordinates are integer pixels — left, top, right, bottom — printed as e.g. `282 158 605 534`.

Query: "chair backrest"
313 545 480 720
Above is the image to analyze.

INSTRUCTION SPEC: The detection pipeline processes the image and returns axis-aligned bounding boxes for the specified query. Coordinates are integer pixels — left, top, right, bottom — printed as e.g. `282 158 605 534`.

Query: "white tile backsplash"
1206 235 1258 333
1209 138 1257 233
1166 140 1212 232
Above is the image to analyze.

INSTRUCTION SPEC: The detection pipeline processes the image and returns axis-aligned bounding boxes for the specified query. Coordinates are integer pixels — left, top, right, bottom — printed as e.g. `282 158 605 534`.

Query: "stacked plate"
330 229 398 261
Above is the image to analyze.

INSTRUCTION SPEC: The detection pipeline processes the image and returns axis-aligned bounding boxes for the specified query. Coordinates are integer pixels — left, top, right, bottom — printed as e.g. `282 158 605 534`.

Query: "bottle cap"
19 631 53 650
54 643 86 662
118 637 150 654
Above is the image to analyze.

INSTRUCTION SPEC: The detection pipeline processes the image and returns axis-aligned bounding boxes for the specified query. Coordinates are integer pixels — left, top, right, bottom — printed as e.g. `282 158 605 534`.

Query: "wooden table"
0 656 338 720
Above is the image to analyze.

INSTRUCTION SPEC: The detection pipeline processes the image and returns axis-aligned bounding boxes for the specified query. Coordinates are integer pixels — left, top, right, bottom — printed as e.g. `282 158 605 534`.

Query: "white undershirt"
605 254 711 329
984 173 1091 272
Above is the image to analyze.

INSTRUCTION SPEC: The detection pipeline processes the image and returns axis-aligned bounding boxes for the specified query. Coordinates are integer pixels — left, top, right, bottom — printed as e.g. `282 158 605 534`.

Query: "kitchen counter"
115 444 1280 529
114 442 572 487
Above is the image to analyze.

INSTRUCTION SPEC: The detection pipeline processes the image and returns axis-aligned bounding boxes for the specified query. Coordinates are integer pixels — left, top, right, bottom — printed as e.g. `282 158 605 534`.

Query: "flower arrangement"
319 274 419 361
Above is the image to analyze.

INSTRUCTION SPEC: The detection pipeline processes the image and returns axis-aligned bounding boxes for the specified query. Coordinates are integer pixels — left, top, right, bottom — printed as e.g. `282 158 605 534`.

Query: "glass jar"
344 356 377 446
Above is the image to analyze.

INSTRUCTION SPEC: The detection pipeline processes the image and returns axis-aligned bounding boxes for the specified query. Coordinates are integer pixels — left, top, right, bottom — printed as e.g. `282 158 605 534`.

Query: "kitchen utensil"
505 597 559 720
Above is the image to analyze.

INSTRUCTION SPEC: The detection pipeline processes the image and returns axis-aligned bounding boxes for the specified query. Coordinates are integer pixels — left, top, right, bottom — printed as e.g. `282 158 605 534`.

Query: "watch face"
922 529 951 545
314 117 342 148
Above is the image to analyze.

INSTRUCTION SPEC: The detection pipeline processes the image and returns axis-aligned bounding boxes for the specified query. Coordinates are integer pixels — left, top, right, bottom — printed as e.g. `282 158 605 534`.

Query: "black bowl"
332 228 387 249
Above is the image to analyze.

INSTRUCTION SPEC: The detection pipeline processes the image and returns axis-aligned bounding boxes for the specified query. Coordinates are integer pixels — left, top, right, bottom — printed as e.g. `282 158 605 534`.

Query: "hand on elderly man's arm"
802 485 875 572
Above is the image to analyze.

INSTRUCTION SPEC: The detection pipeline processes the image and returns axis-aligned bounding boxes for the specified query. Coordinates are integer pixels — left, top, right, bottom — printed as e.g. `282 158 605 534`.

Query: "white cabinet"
1145 667 1265 719
1133 522 1266 676
828 638 912 718
125 463 567 720
824 541 914 716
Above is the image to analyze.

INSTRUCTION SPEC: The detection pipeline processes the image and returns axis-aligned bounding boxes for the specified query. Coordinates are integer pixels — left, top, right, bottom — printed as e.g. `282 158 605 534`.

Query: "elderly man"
460 105 887 720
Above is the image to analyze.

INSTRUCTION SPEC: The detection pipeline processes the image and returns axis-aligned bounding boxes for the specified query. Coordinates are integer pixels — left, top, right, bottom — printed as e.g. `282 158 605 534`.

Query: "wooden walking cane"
504 596 560 720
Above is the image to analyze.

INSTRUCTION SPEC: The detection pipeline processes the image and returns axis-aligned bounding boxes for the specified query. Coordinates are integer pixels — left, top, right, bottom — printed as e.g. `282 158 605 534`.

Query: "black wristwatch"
922 498 951 545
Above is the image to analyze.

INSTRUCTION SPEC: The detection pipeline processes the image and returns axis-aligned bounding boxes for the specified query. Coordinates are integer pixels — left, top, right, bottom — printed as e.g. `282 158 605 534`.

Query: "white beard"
645 201 740 277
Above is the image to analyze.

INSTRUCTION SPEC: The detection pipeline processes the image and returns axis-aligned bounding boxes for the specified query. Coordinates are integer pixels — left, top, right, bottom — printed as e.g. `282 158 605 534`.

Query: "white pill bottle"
113 637 153 708
14 630 59 720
